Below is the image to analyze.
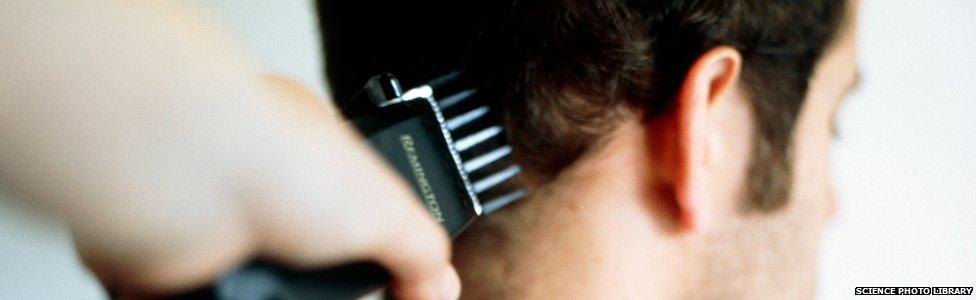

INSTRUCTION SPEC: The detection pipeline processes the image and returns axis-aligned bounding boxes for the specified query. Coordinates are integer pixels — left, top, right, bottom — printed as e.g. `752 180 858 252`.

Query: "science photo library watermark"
854 286 973 296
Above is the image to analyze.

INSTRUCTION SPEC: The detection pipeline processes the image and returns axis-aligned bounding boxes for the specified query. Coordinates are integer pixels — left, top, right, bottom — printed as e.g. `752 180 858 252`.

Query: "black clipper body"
342 73 483 235
340 72 525 233
169 73 524 300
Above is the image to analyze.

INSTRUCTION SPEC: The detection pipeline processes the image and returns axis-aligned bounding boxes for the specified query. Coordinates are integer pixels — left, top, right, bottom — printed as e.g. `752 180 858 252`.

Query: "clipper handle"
158 261 388 300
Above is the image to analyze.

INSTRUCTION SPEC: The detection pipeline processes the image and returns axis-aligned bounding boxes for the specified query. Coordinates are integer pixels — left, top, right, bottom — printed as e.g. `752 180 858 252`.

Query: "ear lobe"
667 46 743 231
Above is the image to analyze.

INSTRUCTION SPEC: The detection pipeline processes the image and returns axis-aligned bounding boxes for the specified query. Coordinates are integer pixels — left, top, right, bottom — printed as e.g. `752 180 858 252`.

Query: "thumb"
371 205 461 300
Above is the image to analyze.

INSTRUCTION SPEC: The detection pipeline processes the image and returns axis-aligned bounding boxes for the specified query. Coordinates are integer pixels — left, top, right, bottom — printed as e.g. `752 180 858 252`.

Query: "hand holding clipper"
162 72 524 299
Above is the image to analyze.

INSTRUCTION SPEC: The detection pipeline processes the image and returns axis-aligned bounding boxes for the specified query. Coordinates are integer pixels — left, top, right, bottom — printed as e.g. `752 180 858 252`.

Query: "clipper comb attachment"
428 72 525 215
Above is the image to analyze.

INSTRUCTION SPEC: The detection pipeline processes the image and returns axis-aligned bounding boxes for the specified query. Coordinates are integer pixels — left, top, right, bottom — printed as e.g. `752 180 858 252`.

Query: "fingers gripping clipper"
168 73 524 299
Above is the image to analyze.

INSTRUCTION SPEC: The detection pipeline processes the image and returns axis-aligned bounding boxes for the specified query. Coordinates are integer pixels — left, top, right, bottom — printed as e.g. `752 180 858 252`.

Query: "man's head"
455 0 859 298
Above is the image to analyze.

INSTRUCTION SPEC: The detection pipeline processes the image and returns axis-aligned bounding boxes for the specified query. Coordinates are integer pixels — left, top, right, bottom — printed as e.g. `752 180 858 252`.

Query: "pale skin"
0 1 458 299
453 1 860 298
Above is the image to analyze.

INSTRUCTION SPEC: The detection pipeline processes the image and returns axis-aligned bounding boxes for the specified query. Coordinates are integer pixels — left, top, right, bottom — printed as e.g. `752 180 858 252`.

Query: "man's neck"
453 122 693 298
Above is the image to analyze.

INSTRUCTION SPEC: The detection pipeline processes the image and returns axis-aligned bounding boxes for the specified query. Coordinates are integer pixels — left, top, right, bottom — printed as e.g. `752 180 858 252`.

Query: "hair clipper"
164 72 524 299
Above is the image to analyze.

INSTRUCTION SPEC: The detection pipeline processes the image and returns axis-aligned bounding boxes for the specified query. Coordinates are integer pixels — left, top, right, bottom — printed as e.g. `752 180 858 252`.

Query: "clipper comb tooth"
462 145 512 173
445 106 491 131
429 71 476 110
472 165 521 193
481 189 526 214
438 88 478 109
454 125 503 151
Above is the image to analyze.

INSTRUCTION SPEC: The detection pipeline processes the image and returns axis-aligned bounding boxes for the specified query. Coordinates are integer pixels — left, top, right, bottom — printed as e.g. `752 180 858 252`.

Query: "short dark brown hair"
475 0 846 210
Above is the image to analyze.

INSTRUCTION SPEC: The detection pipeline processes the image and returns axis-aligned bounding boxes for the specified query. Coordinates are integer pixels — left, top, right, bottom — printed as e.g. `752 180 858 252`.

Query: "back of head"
476 0 846 210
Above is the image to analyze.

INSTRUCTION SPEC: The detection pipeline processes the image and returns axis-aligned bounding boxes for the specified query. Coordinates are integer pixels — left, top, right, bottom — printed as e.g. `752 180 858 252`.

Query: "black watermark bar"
854 286 974 296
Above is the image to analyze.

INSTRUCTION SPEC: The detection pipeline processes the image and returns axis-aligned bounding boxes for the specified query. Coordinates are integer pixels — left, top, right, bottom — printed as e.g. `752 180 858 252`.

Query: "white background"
0 0 972 299
819 0 976 298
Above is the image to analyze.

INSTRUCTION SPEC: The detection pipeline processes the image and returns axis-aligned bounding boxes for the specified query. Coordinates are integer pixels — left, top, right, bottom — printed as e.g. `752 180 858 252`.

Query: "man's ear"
651 46 742 231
